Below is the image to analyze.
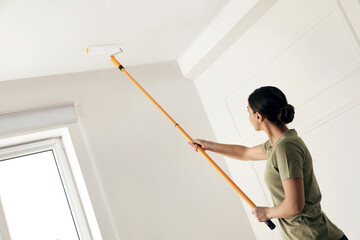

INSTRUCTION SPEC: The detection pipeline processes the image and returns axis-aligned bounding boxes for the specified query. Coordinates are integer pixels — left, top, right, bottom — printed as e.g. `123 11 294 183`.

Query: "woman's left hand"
252 207 270 222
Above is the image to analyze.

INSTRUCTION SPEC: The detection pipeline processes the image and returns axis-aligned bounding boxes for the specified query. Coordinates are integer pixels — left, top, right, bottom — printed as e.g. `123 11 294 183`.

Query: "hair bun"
278 104 295 124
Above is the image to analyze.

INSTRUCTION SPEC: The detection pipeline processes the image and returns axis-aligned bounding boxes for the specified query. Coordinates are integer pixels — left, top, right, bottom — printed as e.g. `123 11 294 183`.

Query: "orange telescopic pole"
110 55 275 230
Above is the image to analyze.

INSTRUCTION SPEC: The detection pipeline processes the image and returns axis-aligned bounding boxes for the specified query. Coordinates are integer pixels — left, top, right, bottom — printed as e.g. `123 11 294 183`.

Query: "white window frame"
0 128 102 240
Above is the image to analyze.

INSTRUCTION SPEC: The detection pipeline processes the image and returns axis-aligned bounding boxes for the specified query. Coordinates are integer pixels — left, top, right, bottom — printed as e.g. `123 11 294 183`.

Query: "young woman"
188 86 348 240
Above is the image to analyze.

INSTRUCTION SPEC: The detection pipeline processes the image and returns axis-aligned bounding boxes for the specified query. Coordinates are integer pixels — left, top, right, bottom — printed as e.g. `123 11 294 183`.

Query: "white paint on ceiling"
0 0 229 81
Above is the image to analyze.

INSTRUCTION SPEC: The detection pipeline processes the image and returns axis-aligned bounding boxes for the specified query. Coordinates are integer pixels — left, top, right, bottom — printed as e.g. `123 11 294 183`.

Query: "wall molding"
294 0 360 110
298 93 360 137
336 0 360 54
73 107 121 239
224 0 360 143
222 1 339 100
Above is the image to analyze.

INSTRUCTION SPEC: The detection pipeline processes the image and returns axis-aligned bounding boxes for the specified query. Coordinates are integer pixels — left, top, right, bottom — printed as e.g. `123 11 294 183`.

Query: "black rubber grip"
265 219 276 230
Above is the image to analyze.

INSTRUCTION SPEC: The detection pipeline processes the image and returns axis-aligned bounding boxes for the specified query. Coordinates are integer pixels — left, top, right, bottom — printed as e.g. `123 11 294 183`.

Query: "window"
0 135 98 239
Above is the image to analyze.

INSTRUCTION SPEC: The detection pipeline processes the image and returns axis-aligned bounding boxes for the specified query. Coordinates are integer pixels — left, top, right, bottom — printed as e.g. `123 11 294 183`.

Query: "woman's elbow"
291 204 304 215
286 202 304 216
296 205 304 215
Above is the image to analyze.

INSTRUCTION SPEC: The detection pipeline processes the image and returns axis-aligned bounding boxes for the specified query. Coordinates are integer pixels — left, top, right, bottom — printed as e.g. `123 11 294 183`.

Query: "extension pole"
110 55 275 230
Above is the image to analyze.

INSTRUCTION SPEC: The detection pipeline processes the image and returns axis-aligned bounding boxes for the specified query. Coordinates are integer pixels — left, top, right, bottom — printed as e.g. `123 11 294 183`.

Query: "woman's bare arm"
266 178 305 219
189 140 267 161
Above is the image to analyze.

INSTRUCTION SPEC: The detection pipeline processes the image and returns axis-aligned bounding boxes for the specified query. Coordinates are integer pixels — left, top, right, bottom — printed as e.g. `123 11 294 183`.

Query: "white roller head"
86 44 123 55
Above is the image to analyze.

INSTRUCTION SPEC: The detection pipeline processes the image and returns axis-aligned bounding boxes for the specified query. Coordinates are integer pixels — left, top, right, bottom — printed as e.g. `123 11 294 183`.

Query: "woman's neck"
263 124 289 146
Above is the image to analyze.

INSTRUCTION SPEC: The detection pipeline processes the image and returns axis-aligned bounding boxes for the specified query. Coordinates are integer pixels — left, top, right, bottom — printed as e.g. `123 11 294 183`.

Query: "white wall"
182 0 360 239
0 61 256 239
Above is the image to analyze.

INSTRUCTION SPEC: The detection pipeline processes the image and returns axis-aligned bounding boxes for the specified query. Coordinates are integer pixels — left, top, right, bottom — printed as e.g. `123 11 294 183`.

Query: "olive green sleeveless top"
262 129 344 240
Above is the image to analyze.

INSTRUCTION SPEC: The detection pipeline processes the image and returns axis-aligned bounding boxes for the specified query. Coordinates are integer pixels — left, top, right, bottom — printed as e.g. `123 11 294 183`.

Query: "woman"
188 86 347 240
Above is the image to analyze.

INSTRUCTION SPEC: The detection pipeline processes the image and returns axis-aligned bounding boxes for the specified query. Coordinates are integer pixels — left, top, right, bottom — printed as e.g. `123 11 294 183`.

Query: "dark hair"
248 86 295 125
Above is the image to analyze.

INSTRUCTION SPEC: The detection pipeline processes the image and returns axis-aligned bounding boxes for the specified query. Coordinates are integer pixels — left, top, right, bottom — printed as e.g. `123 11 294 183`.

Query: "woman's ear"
255 112 263 122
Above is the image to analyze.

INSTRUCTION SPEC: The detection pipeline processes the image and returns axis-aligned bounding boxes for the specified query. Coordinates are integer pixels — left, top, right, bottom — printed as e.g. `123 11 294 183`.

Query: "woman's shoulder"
275 134 308 158
263 129 307 152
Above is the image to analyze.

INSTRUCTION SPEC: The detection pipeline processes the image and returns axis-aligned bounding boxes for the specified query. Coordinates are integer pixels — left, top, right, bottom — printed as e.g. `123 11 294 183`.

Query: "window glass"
0 150 79 240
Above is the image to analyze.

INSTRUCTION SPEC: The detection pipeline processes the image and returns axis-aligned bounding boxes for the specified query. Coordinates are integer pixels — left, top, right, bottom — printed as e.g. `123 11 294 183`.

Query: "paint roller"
86 44 276 230
86 44 123 55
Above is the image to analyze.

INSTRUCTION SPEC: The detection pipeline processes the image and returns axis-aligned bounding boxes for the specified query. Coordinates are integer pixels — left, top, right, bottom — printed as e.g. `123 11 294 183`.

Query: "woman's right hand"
188 139 210 152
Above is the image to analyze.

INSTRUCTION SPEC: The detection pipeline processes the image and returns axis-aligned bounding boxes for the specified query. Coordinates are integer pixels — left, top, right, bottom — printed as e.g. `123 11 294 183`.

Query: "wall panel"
193 0 360 238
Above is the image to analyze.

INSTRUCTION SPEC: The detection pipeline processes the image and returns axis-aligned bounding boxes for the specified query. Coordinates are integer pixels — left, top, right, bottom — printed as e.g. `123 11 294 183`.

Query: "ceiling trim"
177 0 278 80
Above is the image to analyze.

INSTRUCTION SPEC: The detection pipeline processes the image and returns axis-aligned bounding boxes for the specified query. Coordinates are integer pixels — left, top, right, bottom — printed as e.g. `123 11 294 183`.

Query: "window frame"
0 128 101 239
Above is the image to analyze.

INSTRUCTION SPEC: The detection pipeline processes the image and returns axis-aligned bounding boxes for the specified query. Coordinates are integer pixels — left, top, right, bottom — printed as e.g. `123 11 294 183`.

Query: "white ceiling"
0 0 229 81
